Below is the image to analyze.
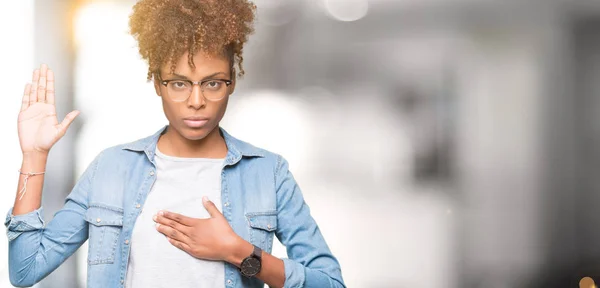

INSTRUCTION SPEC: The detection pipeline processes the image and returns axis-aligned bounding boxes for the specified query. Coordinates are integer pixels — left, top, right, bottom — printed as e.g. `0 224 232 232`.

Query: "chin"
177 124 216 141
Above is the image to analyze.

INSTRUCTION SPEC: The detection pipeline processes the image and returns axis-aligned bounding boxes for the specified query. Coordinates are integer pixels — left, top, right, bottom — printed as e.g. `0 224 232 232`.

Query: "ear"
153 73 162 96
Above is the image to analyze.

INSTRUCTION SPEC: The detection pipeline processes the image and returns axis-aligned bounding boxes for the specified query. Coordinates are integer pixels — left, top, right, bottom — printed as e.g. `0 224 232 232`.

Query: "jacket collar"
122 125 265 166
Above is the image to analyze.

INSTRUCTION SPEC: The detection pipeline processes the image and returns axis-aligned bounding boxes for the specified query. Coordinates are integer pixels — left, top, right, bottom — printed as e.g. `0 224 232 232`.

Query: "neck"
158 126 228 158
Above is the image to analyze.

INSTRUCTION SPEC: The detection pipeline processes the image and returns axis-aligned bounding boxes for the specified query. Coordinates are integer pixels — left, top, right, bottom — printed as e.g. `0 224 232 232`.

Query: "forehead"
162 50 231 77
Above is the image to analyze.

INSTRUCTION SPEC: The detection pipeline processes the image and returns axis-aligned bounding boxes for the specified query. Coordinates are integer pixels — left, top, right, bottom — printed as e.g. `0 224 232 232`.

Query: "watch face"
241 257 261 276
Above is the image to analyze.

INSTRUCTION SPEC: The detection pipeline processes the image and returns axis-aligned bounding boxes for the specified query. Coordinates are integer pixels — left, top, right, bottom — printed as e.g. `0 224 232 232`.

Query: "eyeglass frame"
155 74 233 102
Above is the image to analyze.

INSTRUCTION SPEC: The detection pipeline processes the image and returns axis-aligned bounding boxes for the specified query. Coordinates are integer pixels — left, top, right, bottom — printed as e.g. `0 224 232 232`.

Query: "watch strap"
252 245 262 260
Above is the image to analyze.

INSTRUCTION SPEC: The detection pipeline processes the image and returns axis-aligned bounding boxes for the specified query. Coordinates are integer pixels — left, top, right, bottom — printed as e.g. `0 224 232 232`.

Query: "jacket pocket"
85 205 123 265
245 211 277 253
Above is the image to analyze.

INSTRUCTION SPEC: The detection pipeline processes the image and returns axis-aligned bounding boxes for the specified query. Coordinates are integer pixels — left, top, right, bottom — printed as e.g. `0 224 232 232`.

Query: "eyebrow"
168 72 228 81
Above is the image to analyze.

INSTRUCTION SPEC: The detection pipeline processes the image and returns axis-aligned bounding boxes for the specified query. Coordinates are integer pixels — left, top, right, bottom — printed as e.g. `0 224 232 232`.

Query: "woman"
5 0 345 287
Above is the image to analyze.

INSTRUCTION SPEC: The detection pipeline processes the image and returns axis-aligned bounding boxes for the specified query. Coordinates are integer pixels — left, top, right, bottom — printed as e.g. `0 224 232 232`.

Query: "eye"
169 81 188 90
203 80 224 91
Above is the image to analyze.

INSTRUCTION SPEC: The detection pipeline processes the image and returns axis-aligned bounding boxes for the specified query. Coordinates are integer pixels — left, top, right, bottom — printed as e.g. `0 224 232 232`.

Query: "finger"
29 69 39 103
202 196 221 218
57 110 80 137
154 212 192 237
46 69 55 105
156 222 190 243
167 237 192 253
21 84 31 111
159 210 195 227
37 64 48 102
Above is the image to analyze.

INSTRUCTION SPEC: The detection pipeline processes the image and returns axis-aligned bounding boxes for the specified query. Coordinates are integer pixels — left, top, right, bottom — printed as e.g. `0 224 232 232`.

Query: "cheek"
161 99 176 120
214 98 229 120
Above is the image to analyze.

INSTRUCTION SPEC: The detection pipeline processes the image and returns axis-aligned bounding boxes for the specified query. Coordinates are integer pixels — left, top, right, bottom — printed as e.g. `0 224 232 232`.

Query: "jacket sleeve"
274 155 346 288
5 152 101 287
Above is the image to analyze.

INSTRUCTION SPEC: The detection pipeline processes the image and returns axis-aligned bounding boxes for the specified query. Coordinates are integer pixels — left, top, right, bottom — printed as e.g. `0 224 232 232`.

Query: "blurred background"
2 0 600 287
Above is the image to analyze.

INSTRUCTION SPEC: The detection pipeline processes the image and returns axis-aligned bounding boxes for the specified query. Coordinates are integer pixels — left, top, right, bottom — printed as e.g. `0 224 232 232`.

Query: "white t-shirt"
125 147 225 288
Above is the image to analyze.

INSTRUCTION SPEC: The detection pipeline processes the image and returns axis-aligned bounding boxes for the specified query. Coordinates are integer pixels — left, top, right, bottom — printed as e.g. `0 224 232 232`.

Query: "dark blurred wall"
538 16 600 287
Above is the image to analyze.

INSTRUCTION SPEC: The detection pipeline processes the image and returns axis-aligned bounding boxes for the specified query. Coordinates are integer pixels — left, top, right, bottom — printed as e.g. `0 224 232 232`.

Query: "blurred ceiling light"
323 0 369 22
73 2 140 110
74 2 128 49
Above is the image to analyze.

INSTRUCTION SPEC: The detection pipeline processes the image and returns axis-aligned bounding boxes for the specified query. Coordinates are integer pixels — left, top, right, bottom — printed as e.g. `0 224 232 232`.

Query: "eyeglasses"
158 75 233 102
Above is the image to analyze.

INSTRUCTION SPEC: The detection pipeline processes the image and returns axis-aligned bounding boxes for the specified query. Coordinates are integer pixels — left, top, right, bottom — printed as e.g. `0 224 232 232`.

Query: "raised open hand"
18 64 80 155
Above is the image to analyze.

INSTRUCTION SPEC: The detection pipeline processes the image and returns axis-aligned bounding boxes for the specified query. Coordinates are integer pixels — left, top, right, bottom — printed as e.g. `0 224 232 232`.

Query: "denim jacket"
5 126 345 288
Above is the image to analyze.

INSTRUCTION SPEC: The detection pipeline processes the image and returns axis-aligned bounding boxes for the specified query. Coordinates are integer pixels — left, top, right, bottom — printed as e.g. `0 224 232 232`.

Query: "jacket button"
227 279 232 285
96 218 101 223
135 204 141 209
125 239 130 244
150 171 155 176
267 224 272 229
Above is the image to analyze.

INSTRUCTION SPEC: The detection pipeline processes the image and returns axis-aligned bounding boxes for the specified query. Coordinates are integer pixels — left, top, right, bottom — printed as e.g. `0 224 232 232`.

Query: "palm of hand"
18 64 79 155
18 102 60 154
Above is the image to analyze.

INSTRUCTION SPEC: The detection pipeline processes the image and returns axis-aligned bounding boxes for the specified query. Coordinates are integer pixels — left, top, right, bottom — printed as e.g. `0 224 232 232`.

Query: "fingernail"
152 215 157 221
158 211 164 216
202 196 208 202
155 223 160 229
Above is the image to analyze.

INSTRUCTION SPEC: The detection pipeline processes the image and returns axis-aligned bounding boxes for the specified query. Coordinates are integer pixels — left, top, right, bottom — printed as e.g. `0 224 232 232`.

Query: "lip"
183 117 209 128
184 116 209 121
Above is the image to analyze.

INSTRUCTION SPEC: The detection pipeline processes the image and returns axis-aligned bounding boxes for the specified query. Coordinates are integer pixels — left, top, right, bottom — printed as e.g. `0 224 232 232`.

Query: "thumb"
202 196 221 218
57 110 80 136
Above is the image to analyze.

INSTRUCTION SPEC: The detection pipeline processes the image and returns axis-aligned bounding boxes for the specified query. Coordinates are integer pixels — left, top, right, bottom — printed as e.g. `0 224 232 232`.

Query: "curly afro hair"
129 0 256 80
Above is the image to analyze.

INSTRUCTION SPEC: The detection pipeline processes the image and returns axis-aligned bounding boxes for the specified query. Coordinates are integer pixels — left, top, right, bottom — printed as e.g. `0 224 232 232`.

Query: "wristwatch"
240 245 262 277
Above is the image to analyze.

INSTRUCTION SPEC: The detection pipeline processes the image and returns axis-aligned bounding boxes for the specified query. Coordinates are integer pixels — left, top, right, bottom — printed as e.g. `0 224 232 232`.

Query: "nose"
187 84 205 109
